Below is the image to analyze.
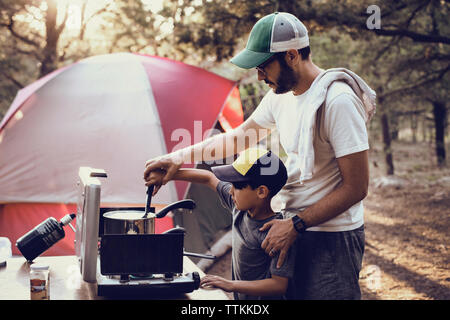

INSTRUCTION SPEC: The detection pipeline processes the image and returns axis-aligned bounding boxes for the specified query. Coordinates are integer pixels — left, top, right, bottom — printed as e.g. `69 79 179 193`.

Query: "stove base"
96 271 200 297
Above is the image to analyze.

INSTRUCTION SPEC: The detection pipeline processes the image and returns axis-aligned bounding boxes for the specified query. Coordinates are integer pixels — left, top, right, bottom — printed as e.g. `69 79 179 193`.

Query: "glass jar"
30 264 50 300
0 237 12 267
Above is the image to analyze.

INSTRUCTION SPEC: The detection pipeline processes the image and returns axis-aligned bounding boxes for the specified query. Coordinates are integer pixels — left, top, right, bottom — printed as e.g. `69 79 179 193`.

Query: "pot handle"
183 251 216 260
155 199 196 218
162 227 186 234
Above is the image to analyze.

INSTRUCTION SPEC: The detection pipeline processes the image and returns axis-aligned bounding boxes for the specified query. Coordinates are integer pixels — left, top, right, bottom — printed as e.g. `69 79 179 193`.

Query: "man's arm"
261 150 369 267
144 118 269 194
200 274 289 297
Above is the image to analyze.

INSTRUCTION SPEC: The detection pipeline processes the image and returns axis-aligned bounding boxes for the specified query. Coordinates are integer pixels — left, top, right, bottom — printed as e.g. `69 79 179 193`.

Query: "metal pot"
102 185 215 261
103 210 155 235
103 199 196 235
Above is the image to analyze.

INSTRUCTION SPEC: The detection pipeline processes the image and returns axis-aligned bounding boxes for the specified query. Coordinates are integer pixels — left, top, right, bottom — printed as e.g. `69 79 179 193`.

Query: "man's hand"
144 170 165 194
143 153 184 195
260 219 298 268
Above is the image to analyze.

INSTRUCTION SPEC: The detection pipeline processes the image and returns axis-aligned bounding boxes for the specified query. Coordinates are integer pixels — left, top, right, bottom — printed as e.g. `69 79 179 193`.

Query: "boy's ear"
256 185 270 199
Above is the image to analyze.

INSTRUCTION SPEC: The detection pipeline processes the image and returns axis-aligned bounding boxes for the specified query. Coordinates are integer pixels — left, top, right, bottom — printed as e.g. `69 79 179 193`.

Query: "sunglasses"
255 55 277 75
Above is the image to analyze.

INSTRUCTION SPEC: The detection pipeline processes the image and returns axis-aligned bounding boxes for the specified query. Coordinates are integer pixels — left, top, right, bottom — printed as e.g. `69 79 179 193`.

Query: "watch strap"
291 215 307 234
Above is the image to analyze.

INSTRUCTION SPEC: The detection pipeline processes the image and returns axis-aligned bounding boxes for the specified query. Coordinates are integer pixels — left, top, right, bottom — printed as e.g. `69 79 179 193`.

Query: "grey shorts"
287 225 365 300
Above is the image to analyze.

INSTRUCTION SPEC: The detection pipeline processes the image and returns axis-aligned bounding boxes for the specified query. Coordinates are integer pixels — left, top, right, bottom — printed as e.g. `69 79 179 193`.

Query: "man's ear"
285 49 300 66
256 185 271 199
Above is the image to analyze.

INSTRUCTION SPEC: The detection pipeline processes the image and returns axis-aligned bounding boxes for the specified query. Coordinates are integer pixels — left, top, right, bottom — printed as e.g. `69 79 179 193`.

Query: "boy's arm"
145 168 220 192
200 274 288 297
146 168 235 212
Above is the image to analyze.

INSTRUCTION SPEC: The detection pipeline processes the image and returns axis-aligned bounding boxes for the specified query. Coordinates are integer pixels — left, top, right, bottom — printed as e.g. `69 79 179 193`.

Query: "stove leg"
164 272 173 281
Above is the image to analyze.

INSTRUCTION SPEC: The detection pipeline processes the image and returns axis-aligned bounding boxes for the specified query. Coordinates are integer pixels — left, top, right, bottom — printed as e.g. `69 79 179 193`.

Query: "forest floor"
205 140 450 300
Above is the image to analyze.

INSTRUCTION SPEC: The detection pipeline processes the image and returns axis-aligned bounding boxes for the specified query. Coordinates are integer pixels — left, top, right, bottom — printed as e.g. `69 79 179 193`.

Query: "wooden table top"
0 255 229 300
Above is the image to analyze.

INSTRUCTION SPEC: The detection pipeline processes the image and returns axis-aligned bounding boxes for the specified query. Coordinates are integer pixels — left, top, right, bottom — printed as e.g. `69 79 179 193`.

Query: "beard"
265 58 298 94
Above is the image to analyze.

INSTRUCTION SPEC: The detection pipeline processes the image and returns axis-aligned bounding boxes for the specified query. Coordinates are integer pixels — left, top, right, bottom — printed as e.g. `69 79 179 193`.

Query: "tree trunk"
381 111 395 175
39 0 67 77
376 88 395 175
390 115 399 141
431 100 447 166
410 113 417 143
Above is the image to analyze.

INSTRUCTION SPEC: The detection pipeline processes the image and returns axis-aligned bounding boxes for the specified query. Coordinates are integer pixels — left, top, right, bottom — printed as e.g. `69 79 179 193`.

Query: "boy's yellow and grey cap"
211 147 288 191
230 12 309 69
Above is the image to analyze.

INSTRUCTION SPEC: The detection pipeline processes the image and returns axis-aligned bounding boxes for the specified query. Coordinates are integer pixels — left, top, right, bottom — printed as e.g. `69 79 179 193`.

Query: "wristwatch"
291 215 307 234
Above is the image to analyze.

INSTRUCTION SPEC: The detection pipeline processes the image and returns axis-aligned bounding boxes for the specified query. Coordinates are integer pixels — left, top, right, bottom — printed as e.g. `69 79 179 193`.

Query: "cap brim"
230 49 275 69
211 165 250 183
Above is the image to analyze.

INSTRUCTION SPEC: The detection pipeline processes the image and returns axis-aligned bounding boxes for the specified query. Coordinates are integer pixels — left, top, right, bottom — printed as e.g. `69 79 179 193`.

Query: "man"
144 12 375 299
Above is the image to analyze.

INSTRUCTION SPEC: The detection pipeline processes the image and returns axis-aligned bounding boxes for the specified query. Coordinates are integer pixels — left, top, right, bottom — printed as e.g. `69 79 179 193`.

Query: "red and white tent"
0 52 243 256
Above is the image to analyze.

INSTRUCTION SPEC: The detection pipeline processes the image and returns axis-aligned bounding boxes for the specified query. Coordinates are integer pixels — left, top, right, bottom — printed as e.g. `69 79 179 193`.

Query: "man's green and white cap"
231 12 309 69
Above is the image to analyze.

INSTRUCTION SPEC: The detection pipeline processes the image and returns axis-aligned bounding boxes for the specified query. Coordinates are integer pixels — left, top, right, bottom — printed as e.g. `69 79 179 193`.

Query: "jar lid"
30 264 49 271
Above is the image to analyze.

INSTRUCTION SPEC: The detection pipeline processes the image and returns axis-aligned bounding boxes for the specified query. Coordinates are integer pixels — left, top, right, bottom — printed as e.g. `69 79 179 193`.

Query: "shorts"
287 225 365 300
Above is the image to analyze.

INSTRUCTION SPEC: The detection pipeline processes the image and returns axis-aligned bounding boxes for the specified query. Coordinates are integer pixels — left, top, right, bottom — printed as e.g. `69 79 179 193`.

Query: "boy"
146 147 294 300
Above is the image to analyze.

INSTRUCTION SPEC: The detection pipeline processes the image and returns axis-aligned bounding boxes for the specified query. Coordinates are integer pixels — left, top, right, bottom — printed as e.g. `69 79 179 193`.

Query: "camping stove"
75 167 201 297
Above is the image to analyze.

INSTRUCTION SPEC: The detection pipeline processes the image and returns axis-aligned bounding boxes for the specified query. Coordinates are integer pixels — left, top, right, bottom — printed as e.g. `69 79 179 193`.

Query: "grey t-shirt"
216 181 295 300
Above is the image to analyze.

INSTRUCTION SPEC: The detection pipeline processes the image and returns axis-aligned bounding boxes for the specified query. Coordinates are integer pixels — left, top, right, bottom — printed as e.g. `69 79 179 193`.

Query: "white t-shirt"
250 82 369 232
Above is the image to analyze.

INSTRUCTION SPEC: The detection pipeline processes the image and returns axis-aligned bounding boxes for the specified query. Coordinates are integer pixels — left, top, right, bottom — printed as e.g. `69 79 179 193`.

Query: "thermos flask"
16 213 76 261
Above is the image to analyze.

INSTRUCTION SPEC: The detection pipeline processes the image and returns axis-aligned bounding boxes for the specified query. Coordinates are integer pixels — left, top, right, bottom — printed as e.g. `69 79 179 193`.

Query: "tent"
0 52 243 256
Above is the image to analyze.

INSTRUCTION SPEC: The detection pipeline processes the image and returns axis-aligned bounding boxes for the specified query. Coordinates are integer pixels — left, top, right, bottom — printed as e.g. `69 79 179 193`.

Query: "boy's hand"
200 275 234 292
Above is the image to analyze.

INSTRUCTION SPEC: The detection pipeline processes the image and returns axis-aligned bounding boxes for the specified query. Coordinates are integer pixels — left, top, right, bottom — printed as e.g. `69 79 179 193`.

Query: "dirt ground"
206 140 450 300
